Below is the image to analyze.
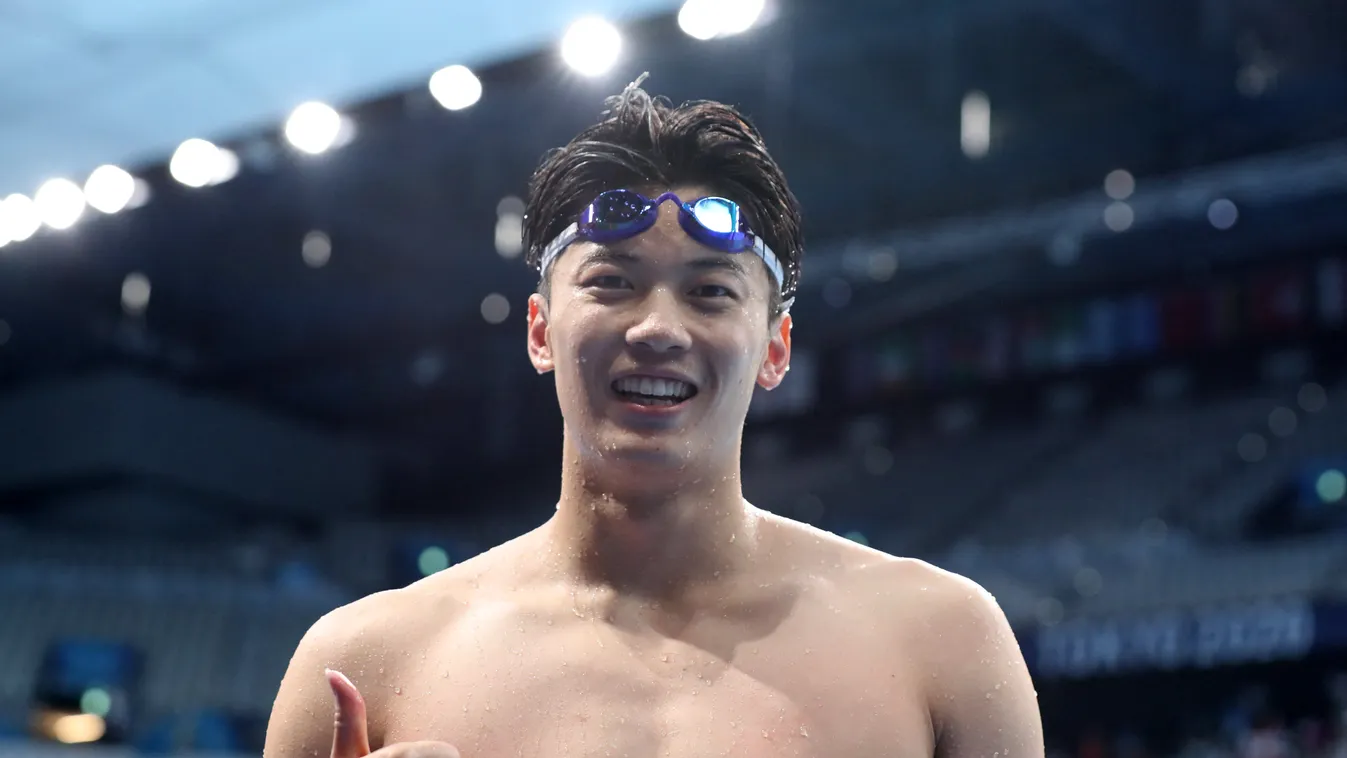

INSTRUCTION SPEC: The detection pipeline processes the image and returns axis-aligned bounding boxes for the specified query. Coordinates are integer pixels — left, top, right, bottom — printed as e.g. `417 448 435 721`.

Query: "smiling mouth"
611 376 698 407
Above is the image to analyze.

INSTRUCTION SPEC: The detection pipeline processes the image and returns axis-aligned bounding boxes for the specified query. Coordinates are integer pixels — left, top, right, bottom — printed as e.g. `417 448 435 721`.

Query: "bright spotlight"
170 139 236 188
0 194 42 243
429 65 482 111
84 165 136 214
679 0 764 39
561 17 622 77
35 179 86 231
678 0 721 40
721 0 766 35
285 101 344 155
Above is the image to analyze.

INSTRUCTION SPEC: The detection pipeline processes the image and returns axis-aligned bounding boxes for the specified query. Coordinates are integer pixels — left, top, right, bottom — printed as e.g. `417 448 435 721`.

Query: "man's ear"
756 313 792 390
527 293 554 374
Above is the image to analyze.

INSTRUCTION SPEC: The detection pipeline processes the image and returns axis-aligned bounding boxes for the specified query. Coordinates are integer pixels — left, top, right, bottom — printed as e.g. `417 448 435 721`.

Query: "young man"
263 82 1044 758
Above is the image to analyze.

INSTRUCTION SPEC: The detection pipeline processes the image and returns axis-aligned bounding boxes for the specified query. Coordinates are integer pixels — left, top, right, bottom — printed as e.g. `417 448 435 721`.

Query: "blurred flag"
876 338 914 389
1249 267 1306 334
1318 257 1344 326
1161 289 1205 350
1082 298 1118 364
1121 293 1160 357
1019 309 1051 372
1205 281 1241 344
1051 305 1086 369
981 314 1013 379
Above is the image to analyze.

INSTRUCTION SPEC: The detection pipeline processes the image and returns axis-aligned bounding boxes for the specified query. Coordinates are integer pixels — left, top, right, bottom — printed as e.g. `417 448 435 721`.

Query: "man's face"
527 184 792 478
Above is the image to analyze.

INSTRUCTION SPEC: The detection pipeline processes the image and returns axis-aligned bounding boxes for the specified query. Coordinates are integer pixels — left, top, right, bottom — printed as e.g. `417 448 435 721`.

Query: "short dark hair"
522 76 803 317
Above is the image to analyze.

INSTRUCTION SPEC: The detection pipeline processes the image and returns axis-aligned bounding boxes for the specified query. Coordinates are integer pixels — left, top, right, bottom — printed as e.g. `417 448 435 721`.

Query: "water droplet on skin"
995 682 1003 690
378 667 385 674
800 726 810 738
985 692 993 699
393 687 402 695
661 654 670 662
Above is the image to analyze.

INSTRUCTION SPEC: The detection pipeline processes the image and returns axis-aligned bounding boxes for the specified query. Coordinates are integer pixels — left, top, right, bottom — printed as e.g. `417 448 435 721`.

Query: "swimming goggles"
539 189 791 305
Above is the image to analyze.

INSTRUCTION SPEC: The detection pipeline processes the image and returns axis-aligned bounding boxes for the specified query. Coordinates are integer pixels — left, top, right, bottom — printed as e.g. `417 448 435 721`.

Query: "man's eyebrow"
685 255 751 279
575 248 641 270
575 249 751 279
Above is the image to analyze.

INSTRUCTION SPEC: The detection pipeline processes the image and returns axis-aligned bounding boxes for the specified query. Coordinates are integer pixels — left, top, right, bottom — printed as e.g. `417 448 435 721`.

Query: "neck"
544 434 759 598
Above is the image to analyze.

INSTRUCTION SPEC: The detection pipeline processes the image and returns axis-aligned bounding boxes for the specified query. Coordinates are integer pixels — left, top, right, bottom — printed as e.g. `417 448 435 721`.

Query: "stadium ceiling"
0 0 679 196
1 0 1345 500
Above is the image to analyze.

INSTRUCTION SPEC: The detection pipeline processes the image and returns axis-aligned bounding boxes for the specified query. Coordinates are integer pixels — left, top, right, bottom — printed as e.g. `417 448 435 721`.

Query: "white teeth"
614 376 693 398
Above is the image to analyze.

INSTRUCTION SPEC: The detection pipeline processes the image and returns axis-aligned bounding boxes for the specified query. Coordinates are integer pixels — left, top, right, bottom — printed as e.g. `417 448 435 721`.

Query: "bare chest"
376 613 932 758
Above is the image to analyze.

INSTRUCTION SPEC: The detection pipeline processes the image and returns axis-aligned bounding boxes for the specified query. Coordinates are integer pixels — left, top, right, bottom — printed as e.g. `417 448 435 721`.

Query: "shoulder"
855 556 1013 657
856 559 1043 757
264 563 489 757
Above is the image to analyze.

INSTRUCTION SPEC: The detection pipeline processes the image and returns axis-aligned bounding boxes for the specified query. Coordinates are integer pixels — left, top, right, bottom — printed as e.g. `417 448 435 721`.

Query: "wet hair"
523 75 803 318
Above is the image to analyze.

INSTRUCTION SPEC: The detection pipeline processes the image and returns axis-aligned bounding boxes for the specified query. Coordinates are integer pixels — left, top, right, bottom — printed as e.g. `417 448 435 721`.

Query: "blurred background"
1 0 1346 756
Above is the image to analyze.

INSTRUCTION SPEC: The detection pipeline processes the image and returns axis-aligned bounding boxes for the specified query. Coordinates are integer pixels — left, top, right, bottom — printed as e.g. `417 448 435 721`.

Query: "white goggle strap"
538 222 793 313
538 222 579 278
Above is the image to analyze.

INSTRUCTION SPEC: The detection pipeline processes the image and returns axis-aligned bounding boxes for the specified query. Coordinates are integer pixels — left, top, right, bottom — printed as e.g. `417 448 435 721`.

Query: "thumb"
327 668 372 758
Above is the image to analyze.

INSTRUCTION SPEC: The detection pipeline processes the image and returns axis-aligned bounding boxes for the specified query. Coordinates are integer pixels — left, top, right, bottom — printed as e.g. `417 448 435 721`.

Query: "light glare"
85 165 136 214
170 139 235 188
561 17 622 77
721 0 766 34
0 194 41 243
429 65 482 111
35 178 86 230
285 101 344 155
679 0 764 38
678 0 722 40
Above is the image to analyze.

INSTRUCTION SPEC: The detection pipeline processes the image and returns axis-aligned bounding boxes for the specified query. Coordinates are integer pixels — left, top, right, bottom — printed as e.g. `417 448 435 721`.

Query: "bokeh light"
1 194 42 244
302 231 332 268
481 293 511 324
121 273 152 314
429 65 482 111
84 165 136 214
561 17 622 77
285 101 345 155
34 178 86 231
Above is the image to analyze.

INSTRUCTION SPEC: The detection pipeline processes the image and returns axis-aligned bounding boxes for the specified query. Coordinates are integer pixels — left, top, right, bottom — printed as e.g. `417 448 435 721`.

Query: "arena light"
0 194 41 243
84 165 136 214
561 17 622 77
960 91 991 159
679 0 765 39
678 0 721 40
720 0 766 35
429 65 482 111
34 178 86 231
284 101 346 155
170 139 237 188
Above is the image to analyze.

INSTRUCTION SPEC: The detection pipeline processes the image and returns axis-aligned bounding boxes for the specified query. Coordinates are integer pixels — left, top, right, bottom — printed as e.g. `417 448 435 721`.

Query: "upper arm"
262 602 378 758
922 573 1045 758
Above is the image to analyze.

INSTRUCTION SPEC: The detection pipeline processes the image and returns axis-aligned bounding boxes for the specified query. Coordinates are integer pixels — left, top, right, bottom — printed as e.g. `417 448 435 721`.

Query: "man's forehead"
573 244 753 277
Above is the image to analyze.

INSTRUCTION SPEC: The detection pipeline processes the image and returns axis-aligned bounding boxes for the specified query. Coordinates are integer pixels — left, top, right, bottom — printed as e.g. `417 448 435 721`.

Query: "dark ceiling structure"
2 0 1345 505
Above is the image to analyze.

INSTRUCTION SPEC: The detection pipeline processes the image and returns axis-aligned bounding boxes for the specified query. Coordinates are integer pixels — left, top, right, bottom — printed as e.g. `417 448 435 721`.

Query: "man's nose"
625 289 692 354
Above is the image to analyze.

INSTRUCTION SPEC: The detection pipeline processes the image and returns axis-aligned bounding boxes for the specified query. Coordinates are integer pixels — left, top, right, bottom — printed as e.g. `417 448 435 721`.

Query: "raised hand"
327 669 461 758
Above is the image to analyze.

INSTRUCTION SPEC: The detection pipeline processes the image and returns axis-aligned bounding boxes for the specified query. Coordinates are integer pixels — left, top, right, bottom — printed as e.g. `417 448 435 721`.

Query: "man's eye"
693 284 736 299
586 275 630 289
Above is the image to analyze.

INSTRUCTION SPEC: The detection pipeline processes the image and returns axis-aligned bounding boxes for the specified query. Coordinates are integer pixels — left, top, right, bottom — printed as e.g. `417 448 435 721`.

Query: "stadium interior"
1 0 1346 756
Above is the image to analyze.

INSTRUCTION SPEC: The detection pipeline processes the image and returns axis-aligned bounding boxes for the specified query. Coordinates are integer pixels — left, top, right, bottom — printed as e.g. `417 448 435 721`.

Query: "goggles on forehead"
538 190 792 308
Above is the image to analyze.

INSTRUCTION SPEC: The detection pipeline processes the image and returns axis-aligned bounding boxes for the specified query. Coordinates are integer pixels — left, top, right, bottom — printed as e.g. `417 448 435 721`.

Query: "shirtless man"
263 81 1045 758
